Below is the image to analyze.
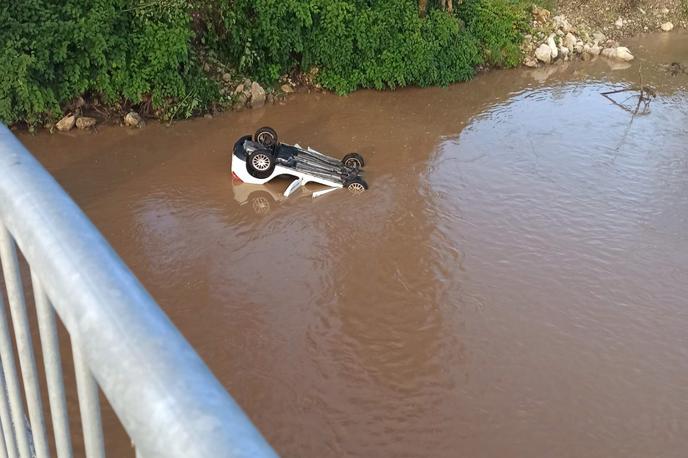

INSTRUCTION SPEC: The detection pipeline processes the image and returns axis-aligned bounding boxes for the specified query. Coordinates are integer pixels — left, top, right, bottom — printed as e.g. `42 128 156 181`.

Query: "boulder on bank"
535 44 552 63
553 15 574 33
56 114 76 132
601 47 634 61
661 22 674 32
592 32 606 43
532 6 551 24
563 32 577 51
524 55 539 68
124 111 144 128
250 82 266 108
547 35 558 59
76 117 96 130
584 44 602 56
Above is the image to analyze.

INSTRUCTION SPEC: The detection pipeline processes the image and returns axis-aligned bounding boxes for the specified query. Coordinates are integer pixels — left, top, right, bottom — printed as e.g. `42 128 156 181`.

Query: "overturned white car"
231 127 368 197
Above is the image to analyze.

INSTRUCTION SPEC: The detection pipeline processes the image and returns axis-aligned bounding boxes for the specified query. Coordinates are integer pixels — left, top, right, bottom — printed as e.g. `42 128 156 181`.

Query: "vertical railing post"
0 369 17 458
0 249 31 458
0 224 50 458
72 342 105 458
32 272 73 458
0 418 9 458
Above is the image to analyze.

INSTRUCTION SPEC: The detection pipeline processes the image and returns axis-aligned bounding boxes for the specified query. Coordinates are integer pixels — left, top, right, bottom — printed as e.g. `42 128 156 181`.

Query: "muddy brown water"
13 32 688 457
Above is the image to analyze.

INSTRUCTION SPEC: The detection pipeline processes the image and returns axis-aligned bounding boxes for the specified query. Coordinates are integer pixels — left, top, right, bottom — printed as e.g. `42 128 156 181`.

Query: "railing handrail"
0 125 278 458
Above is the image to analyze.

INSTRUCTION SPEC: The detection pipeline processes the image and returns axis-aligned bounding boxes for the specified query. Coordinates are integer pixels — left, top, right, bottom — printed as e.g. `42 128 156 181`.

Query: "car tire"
345 176 368 193
342 152 365 169
246 149 276 179
254 127 279 149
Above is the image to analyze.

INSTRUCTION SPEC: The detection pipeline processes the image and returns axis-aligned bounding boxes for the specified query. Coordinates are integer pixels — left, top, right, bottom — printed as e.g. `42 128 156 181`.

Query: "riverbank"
5 1 686 134
521 1 686 67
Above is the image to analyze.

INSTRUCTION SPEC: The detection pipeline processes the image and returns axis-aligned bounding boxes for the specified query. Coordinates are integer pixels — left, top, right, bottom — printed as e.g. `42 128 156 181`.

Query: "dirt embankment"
558 0 686 38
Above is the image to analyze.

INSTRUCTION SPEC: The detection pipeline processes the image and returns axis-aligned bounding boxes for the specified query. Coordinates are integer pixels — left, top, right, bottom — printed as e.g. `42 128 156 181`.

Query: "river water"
18 32 688 457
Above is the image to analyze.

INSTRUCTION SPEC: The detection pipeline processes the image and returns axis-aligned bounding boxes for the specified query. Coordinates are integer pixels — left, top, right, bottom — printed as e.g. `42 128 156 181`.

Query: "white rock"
592 31 606 42
124 112 143 128
660 7 670 15
559 46 570 59
249 82 266 108
55 114 76 132
547 35 559 60
590 45 602 56
574 43 584 53
281 84 294 93
535 44 552 63
615 17 624 28
234 92 248 109
563 33 577 50
234 83 245 94
524 55 539 67
75 117 96 129
553 15 573 33
601 48 616 59
661 22 674 31
601 47 634 61
614 47 634 61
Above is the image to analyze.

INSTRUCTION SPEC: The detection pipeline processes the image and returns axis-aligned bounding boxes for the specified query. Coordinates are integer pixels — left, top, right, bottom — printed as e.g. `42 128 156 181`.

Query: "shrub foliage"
1 0 529 125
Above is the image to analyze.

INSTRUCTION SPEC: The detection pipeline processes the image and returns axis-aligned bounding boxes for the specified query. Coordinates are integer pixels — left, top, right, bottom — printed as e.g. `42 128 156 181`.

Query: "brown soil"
555 0 686 38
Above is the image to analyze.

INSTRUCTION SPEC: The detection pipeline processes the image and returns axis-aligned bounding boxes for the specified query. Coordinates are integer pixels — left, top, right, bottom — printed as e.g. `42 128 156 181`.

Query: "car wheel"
246 149 276 179
254 127 279 149
342 152 365 169
345 176 368 194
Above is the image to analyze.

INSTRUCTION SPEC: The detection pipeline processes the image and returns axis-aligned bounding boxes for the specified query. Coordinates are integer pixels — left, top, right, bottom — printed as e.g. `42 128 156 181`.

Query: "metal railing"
0 124 278 458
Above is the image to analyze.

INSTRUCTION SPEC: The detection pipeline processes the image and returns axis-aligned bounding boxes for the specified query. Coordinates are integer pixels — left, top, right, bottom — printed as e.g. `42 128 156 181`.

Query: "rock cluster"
522 8 635 68
55 114 98 132
230 80 274 110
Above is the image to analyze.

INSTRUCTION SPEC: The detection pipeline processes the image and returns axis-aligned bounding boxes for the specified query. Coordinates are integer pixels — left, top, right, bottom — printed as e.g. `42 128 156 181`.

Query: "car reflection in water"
231 175 349 216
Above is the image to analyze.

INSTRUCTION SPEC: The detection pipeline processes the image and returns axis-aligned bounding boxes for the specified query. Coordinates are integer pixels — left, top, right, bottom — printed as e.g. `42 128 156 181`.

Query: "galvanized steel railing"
0 124 278 458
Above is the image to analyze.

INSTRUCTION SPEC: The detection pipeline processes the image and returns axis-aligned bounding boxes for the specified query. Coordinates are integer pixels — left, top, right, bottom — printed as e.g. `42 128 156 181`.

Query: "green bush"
0 0 218 126
460 0 529 68
1 0 528 126
308 1 482 93
200 0 490 94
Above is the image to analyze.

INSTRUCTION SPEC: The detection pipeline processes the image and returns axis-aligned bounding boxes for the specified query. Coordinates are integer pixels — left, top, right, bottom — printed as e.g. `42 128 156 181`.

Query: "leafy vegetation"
1 0 530 126
0 0 218 126
460 0 529 68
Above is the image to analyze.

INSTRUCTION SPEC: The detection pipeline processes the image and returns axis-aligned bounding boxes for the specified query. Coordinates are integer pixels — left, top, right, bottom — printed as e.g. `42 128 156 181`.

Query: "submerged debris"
661 62 687 75
601 85 656 114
